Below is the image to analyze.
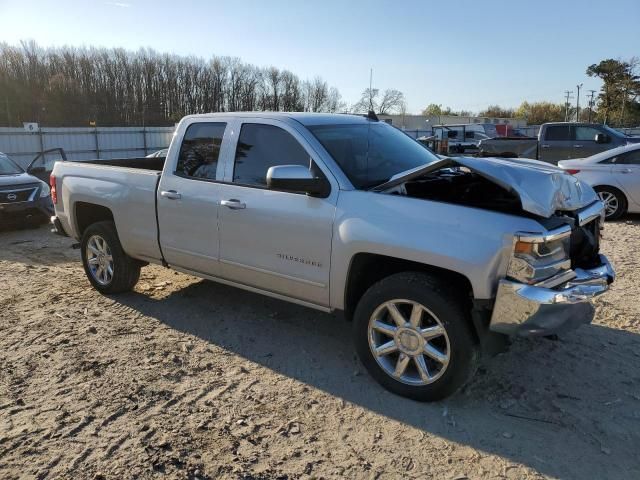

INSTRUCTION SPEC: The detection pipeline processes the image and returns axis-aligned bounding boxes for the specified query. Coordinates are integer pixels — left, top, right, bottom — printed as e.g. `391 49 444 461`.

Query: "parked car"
50 113 614 401
558 143 640 220
0 150 61 226
478 122 640 163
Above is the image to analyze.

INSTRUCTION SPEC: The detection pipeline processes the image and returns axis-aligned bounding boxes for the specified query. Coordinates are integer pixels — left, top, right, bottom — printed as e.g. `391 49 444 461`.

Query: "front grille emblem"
7 193 17 201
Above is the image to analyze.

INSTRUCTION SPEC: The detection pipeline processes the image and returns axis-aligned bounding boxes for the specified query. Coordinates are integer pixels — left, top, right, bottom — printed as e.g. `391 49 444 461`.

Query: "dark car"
0 151 58 226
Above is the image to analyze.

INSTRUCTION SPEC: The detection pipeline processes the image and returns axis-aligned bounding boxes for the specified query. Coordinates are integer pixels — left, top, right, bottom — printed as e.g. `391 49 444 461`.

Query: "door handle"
220 199 246 209
541 144 550 148
160 190 181 200
621 168 633 174
573 145 584 148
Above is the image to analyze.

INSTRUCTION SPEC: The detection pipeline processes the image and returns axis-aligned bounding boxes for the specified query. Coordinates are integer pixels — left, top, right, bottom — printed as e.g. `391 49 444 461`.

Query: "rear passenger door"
217 119 338 307
157 121 229 275
539 125 573 163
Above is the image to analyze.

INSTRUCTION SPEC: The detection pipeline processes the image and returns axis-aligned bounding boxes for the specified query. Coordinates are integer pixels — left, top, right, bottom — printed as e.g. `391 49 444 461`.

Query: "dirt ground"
0 218 639 480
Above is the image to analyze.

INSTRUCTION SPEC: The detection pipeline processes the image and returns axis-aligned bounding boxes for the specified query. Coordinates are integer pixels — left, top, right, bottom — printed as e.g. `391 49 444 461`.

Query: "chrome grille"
0 185 39 204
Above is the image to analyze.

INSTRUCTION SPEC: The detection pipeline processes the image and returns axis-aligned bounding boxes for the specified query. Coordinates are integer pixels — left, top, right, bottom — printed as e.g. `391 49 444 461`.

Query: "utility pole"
564 90 574 122
587 90 596 123
576 83 583 122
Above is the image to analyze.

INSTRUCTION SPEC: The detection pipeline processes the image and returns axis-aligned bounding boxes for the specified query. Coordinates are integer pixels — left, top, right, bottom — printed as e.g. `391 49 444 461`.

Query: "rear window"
176 122 226 180
545 125 571 141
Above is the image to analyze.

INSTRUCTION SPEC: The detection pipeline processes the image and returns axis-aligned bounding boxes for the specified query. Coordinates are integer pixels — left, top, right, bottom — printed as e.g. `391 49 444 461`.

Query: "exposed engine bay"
385 167 525 216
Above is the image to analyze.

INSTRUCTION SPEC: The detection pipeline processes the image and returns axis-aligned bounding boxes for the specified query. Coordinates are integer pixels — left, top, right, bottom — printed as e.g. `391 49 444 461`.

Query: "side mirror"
266 165 330 197
594 133 610 144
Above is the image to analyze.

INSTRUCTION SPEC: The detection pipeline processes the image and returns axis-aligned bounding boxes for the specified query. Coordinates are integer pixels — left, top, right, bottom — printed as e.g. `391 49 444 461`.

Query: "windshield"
309 123 440 189
0 153 24 175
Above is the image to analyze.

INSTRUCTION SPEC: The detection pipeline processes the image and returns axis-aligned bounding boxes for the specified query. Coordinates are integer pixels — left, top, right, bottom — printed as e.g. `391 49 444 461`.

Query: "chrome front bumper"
490 254 615 337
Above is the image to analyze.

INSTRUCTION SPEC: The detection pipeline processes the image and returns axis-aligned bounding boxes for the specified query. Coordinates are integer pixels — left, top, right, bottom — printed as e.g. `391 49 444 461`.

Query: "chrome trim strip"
515 224 572 243
220 258 327 288
577 200 605 226
534 269 577 289
170 265 332 313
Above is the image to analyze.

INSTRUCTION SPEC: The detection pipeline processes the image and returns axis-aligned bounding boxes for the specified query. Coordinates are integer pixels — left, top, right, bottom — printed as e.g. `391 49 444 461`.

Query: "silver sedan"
559 143 640 219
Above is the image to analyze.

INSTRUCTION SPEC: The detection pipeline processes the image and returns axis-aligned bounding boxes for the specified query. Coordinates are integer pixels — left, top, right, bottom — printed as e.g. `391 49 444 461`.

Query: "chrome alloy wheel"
86 234 114 285
368 299 450 386
597 191 619 218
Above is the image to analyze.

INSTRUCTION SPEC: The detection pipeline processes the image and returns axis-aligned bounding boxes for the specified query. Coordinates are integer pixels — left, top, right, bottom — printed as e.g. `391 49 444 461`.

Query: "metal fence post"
143 126 147 156
94 127 100 159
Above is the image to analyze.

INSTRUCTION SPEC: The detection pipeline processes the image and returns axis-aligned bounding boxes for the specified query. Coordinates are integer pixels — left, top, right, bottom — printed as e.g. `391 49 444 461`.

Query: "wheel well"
343 253 474 322
75 202 114 236
593 185 628 205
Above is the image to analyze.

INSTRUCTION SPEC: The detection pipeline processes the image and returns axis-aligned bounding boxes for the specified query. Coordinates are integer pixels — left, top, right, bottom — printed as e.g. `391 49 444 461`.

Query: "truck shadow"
115 279 640 479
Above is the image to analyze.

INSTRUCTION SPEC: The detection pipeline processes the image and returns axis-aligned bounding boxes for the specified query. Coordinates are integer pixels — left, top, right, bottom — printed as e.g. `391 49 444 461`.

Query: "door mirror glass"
594 133 610 144
266 165 329 197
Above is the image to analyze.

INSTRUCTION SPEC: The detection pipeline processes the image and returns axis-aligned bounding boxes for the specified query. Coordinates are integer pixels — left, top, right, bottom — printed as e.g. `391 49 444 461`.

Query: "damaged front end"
375 156 615 337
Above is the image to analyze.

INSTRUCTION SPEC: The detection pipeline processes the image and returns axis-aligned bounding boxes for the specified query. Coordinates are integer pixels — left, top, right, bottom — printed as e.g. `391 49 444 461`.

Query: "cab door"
539 125 573 163
216 119 338 307
574 125 610 158
157 121 230 275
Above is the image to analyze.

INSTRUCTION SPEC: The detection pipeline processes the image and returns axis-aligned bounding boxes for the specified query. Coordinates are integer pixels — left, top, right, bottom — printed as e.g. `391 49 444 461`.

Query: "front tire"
353 272 478 401
595 186 627 220
80 221 141 294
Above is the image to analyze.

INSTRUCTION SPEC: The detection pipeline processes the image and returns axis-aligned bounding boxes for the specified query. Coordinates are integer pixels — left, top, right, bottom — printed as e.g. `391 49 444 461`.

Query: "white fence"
0 126 175 168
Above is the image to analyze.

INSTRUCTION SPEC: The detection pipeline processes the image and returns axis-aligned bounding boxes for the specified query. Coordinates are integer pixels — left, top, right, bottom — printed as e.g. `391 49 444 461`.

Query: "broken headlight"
507 226 572 285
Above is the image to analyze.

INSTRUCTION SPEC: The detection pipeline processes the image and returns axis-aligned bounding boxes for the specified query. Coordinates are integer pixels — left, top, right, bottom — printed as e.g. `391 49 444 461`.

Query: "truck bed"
52 159 164 263
478 138 538 159
77 156 165 171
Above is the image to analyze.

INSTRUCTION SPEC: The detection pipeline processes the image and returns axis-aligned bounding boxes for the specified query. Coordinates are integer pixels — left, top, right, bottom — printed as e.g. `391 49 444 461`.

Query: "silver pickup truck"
50 113 615 401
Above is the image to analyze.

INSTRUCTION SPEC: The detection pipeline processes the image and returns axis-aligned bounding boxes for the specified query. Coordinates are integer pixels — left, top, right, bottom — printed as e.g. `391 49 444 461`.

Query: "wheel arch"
593 184 628 215
74 202 115 237
343 252 474 323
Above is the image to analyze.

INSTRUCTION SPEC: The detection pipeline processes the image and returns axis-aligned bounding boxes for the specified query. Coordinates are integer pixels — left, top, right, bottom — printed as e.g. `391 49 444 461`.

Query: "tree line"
0 41 346 127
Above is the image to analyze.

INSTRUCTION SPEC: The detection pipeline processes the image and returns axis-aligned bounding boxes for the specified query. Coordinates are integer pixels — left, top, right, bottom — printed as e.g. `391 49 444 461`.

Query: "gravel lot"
1 218 639 479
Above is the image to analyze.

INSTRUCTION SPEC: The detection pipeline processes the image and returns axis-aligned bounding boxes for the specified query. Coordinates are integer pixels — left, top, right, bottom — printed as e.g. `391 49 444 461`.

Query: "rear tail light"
565 169 580 175
49 174 57 204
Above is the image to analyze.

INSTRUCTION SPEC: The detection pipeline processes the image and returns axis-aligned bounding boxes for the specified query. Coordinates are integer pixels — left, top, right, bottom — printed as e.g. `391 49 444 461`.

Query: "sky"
1 0 639 114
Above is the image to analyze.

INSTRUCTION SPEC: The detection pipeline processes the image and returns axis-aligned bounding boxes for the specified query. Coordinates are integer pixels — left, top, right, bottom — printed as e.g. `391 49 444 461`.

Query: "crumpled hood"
376 156 598 218
0 172 41 188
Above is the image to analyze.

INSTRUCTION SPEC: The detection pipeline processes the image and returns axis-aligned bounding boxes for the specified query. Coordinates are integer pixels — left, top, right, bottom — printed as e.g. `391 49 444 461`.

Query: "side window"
544 125 571 141
176 122 226 180
575 126 601 142
233 124 311 187
618 150 640 165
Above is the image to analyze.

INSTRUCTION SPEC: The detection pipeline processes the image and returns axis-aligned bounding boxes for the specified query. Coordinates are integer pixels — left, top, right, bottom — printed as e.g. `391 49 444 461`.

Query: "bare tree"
377 89 405 115
352 87 379 113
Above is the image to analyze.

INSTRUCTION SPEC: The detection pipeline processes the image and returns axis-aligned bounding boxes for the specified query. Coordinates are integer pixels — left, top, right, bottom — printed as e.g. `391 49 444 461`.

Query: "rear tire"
353 272 479 401
595 186 626 220
80 221 140 294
